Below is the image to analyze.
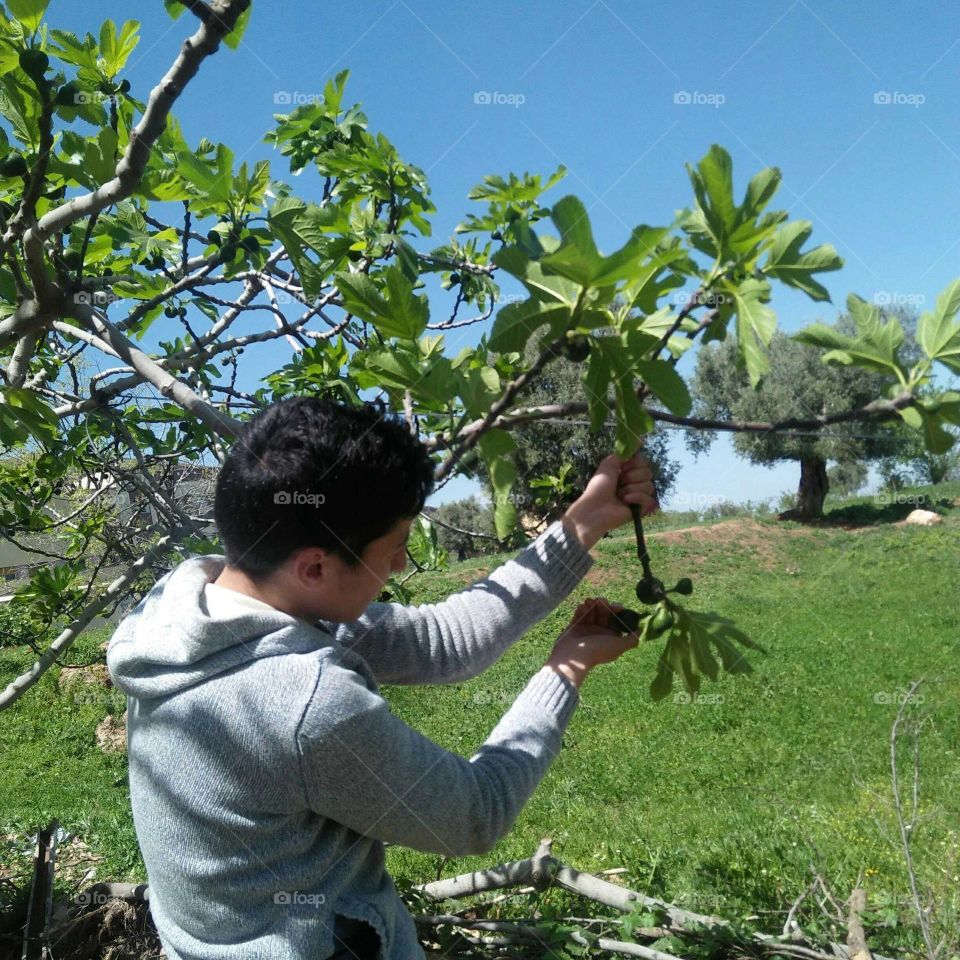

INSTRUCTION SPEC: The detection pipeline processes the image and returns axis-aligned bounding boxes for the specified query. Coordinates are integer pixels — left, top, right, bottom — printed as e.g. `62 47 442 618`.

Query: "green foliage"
471 341 680 527
647 602 763 701
430 495 498 561
688 321 911 468
797 283 960 457
827 458 868 496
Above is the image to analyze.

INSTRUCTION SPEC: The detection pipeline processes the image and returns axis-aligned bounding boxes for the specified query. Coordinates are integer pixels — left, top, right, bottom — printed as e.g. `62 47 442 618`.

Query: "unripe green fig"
118 79 131 94
219 241 239 261
563 334 590 363
206 229 222 247
241 235 260 254
163 305 178 318
673 577 693 595
0 155 28 178
19 49 49 81
53 81 82 107
635 578 660 605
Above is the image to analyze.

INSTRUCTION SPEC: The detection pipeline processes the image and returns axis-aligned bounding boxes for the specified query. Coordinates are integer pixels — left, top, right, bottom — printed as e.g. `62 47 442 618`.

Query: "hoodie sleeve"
296 657 579 856
323 520 594 686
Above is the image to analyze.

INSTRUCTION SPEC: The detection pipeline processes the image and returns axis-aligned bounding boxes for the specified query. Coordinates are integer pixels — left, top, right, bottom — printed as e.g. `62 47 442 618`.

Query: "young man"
107 396 657 960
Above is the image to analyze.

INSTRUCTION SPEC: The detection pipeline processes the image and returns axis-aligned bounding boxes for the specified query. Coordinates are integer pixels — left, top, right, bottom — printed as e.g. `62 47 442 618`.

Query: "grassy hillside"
2 481 958 953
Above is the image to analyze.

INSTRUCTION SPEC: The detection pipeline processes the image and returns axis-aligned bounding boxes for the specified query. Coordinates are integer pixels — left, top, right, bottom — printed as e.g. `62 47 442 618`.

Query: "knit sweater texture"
106 519 594 959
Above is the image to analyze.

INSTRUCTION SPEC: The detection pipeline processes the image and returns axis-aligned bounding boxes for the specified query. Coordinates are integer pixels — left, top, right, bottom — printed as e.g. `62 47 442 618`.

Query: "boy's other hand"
545 597 640 688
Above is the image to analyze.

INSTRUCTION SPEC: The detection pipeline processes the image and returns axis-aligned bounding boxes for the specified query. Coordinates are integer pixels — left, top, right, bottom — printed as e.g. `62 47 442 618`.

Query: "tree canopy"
1 0 959 706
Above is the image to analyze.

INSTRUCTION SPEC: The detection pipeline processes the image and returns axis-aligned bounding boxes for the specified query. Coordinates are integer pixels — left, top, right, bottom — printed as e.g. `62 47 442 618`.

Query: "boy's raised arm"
323 516 593 684
322 453 656 684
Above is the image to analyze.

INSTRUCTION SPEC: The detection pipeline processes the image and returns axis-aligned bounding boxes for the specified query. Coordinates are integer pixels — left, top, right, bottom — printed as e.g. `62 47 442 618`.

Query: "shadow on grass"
799 495 956 529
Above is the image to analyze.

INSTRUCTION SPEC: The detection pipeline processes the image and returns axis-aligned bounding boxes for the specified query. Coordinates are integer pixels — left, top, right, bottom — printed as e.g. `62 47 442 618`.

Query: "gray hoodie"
106 519 594 960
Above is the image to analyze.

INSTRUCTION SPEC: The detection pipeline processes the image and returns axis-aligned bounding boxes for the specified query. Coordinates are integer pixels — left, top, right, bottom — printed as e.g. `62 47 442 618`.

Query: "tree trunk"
792 455 828 519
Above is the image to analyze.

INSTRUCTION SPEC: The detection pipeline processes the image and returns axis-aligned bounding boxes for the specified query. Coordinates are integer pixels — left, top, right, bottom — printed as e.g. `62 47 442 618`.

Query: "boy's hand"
545 597 640 688
561 452 658 551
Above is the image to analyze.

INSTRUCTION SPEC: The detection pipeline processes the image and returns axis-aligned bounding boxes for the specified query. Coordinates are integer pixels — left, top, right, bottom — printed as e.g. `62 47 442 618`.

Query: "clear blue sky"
57 1 960 508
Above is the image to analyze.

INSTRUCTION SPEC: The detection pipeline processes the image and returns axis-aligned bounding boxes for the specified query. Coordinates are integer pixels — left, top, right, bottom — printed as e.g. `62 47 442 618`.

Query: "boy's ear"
289 546 330 586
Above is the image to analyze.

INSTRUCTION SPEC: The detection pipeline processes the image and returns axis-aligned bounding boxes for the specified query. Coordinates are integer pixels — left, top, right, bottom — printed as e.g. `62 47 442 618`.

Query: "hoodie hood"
107 554 336 700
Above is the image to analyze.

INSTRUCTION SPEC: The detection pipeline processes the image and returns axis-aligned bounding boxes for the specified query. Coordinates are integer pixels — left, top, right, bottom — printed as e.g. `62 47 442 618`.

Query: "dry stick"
417 839 902 960
890 679 938 960
22 820 58 960
846 889 873 960
783 879 818 939
0 525 191 709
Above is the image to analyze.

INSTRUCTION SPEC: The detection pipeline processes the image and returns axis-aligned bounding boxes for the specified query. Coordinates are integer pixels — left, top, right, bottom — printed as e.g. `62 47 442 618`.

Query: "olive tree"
687 323 909 519
1 0 959 709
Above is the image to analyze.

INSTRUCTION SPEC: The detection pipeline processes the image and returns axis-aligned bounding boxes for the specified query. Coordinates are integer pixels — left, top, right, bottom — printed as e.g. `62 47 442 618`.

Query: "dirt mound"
58 663 111 692
95 713 126 754
647 518 814 571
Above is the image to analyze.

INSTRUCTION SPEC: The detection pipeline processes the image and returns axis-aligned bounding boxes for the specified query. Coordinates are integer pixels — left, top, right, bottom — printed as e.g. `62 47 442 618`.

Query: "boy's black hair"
213 396 435 577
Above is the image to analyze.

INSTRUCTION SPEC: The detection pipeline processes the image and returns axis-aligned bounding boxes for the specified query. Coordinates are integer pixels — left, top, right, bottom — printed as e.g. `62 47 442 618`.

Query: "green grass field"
2 481 959 954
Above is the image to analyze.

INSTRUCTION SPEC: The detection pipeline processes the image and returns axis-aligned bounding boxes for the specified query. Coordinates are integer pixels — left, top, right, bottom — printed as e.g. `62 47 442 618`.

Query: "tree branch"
0 525 193 710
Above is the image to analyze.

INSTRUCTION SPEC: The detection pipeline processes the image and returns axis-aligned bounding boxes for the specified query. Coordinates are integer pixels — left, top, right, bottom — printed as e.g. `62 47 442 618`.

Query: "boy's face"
283 516 414 623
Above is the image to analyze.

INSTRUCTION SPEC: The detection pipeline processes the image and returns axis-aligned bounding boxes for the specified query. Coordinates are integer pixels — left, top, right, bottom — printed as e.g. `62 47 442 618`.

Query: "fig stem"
630 502 654 583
